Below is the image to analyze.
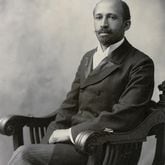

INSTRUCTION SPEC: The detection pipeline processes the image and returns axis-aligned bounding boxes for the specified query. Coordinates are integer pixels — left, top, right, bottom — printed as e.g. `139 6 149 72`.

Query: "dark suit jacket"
43 39 154 143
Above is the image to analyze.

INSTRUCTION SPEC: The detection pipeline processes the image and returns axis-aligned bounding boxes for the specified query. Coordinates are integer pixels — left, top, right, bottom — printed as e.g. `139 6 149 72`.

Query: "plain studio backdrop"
0 0 164 164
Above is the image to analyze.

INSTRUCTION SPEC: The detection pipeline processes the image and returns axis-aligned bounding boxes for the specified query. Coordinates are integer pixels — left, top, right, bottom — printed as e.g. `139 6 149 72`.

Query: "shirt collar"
97 38 125 56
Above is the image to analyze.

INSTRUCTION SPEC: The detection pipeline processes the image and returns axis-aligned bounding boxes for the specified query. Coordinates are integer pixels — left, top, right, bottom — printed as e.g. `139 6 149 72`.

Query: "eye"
108 14 118 20
95 14 102 20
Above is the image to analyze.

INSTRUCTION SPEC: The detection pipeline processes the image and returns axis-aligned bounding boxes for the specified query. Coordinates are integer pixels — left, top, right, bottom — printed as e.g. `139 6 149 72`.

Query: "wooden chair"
0 81 165 165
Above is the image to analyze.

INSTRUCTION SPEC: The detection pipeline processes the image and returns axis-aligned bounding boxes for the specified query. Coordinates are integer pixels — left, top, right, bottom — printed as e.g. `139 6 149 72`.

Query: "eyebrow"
95 12 117 16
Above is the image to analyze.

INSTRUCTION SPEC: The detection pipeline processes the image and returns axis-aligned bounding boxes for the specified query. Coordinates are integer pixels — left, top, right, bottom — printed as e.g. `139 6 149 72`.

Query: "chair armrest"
0 113 56 136
75 109 165 154
0 115 28 136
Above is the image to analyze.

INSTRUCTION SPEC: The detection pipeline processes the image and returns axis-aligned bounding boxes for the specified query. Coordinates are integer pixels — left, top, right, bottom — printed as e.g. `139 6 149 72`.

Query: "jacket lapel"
80 39 132 89
81 61 120 88
80 49 95 83
83 54 93 79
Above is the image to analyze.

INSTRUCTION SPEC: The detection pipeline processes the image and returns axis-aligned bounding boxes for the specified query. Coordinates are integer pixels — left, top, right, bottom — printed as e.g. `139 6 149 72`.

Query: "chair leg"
13 128 24 151
152 123 165 165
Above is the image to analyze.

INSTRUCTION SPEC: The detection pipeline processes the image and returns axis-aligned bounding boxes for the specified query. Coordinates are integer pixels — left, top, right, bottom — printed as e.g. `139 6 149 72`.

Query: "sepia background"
0 0 164 164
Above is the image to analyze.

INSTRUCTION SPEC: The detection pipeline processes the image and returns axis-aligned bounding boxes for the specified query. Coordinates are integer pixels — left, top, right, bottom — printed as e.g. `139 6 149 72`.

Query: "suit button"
80 89 84 93
78 110 83 114
97 90 101 96
93 112 98 117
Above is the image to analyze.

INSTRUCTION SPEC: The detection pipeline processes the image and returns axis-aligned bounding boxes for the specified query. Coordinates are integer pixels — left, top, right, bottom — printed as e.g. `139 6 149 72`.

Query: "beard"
95 30 124 46
96 33 114 47
97 35 113 46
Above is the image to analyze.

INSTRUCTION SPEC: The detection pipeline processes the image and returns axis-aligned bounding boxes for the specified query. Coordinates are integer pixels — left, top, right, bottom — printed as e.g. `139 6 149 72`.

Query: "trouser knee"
8 145 32 165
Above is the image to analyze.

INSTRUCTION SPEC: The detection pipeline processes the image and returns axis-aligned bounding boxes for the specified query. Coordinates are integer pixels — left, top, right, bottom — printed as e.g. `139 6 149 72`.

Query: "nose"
101 17 108 28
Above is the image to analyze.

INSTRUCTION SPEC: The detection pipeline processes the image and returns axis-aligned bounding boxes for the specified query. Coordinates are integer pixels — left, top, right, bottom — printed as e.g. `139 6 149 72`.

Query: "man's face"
94 0 129 47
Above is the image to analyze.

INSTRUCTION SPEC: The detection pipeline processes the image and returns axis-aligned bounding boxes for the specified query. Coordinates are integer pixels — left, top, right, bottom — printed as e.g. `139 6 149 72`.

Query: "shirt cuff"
104 128 113 133
69 128 75 144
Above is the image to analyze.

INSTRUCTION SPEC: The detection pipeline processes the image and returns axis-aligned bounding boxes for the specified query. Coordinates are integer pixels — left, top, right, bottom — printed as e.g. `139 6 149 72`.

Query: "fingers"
48 129 70 144
48 133 56 144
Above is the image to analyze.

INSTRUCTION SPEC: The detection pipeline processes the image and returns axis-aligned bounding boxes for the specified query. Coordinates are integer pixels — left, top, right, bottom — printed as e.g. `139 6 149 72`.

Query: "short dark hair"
121 1 131 21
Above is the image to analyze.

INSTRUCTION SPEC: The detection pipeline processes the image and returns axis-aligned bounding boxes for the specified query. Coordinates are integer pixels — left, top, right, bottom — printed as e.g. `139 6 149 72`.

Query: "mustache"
95 29 112 34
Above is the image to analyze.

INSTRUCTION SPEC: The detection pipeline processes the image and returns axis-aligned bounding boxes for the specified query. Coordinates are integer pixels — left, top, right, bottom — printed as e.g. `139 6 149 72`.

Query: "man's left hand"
48 129 70 144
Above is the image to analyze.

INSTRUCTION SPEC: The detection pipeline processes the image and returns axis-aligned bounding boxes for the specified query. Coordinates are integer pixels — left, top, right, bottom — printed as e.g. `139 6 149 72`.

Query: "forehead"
94 0 123 16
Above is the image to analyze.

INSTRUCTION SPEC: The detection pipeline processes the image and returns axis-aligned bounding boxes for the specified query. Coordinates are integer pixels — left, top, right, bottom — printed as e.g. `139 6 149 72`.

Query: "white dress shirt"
93 38 124 69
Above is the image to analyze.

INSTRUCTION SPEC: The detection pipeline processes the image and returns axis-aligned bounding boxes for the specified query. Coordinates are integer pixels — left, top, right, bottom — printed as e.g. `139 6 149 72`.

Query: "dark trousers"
8 143 88 165
8 142 142 165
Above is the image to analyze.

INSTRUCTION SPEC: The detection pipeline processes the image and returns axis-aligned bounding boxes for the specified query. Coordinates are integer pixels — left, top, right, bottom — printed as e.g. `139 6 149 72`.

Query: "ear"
124 20 131 31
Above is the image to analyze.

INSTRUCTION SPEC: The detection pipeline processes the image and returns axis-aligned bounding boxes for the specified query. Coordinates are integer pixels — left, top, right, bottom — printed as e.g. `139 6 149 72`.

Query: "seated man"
8 0 154 165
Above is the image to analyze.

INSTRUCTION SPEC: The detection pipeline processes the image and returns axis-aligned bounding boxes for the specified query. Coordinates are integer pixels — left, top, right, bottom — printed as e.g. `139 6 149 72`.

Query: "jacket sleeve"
71 57 155 141
53 59 83 128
